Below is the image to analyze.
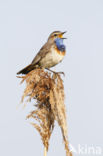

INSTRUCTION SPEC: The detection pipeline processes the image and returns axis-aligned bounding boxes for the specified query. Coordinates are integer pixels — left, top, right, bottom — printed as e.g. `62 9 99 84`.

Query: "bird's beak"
61 31 67 35
62 37 67 39
60 31 67 39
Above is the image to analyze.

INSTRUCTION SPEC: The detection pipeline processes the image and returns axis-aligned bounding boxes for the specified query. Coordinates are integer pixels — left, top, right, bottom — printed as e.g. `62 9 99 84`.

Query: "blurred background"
0 0 103 155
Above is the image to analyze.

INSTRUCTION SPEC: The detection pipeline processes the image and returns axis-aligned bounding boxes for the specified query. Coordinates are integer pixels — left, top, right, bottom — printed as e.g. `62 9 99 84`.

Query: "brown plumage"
17 64 37 74
17 31 66 75
17 42 51 74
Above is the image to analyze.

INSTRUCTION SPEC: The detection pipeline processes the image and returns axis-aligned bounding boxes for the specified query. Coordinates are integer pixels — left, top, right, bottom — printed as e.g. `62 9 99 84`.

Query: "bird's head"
47 31 67 43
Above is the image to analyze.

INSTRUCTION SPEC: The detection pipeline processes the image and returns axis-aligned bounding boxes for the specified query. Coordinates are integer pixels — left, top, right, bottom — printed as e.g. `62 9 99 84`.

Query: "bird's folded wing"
31 42 53 65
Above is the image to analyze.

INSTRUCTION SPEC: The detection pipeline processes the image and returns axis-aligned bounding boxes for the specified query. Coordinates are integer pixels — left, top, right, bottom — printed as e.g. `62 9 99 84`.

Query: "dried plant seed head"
18 68 72 156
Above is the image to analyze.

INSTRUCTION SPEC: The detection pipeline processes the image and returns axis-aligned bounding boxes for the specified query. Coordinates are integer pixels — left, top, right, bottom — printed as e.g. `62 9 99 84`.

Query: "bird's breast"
39 47 66 68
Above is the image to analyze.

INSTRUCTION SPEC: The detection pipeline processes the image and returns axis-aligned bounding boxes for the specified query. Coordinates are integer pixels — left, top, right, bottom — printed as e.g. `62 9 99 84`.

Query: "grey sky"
0 0 103 156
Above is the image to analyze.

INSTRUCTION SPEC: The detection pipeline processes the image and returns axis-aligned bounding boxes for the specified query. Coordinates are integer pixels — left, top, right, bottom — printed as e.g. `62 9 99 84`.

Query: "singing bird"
17 31 66 75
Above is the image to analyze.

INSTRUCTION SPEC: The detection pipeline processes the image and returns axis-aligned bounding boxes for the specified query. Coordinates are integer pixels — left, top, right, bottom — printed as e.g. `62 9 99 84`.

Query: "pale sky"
0 0 103 156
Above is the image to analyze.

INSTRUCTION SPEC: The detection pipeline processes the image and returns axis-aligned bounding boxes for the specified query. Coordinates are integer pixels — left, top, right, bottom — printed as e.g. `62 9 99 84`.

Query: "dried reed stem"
18 68 72 156
44 147 47 156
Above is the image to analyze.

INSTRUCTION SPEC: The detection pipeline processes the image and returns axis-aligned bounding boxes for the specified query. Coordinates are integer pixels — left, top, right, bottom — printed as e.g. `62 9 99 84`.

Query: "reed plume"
18 68 72 156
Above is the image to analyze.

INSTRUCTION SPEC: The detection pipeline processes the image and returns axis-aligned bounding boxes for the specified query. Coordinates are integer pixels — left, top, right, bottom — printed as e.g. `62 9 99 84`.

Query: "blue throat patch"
55 38 66 52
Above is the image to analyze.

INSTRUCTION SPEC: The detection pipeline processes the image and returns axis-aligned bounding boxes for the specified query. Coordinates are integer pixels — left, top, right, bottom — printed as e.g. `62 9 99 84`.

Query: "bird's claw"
46 68 65 76
57 72 65 76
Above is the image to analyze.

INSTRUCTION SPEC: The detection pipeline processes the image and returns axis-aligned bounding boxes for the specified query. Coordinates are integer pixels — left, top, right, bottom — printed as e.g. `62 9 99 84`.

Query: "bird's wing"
31 42 52 65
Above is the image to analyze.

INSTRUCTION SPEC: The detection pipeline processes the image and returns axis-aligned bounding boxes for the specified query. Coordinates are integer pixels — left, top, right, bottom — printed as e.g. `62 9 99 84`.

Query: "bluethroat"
17 31 66 75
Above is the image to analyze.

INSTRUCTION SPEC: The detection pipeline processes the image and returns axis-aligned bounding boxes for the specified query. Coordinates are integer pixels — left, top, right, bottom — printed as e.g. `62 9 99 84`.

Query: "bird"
17 31 66 75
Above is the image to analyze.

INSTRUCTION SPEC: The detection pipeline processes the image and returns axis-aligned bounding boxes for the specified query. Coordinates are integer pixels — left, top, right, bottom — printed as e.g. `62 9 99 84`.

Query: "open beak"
60 31 67 39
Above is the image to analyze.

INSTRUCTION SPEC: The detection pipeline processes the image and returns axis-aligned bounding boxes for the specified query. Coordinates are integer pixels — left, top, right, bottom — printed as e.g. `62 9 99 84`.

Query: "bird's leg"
45 68 65 76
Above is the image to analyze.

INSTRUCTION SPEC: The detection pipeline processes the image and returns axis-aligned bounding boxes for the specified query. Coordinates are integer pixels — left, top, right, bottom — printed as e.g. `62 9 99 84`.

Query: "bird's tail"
17 64 36 75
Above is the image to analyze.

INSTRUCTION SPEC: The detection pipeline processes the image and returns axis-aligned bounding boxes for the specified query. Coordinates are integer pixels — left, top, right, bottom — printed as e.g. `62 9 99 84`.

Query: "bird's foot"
56 71 65 76
45 68 65 76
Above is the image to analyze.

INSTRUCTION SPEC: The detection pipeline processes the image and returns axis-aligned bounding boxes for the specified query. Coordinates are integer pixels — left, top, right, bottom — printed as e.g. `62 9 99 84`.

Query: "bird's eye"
54 34 57 37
